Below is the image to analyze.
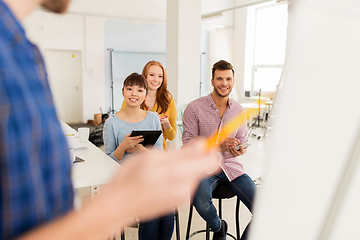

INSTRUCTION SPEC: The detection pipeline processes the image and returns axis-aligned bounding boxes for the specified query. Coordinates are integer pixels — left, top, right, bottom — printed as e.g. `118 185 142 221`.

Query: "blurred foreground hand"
102 139 220 222
19 139 219 240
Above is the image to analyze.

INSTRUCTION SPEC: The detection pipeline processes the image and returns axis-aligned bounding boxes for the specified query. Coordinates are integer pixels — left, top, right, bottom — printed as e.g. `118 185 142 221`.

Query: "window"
245 3 288 92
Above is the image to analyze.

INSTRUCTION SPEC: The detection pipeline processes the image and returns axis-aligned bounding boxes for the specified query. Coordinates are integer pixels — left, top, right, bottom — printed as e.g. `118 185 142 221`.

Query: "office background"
21 0 360 239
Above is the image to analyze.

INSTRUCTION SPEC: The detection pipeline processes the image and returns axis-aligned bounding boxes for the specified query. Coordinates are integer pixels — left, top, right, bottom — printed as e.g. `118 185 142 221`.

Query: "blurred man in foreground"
0 0 219 239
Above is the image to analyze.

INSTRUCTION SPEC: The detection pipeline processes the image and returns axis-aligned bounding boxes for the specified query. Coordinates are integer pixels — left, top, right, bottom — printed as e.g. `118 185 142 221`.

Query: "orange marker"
205 108 259 150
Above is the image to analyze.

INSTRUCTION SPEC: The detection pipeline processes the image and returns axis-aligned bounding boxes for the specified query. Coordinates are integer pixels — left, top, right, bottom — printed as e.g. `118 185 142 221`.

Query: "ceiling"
65 0 265 27
68 0 167 22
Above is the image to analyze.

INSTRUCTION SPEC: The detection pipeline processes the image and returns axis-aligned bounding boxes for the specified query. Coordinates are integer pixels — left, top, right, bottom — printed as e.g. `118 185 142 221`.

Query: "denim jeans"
138 213 174 240
192 172 256 240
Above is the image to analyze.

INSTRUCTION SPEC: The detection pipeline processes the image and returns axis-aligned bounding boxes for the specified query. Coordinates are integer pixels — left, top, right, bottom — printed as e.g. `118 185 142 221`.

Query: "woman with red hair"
122 61 177 150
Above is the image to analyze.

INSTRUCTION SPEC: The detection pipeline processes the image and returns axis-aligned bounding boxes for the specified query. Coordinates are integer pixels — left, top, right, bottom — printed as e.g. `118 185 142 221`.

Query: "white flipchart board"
249 1 360 239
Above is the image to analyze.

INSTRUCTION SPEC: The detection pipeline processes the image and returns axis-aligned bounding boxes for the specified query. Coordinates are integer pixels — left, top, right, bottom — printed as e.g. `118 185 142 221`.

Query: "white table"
245 96 272 102
240 102 267 110
61 122 119 189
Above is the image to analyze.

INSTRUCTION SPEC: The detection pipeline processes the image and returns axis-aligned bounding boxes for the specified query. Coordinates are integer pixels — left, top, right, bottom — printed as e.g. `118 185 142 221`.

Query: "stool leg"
175 211 180 240
206 222 210 240
236 198 241 240
218 198 222 219
186 205 194 240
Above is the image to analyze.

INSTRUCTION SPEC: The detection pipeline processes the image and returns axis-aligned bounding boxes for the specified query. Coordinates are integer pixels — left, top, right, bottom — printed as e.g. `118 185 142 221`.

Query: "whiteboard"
109 50 166 112
249 0 360 239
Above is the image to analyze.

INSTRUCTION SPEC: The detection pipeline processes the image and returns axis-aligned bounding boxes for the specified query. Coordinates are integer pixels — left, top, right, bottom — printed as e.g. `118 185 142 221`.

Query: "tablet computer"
129 130 162 146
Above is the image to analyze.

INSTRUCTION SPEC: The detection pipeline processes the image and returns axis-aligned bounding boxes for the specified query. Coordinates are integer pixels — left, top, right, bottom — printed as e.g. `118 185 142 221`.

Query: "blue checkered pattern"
0 1 74 239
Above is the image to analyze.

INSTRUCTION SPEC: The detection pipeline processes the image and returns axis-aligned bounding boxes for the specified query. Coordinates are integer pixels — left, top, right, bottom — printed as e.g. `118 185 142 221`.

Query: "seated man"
182 60 256 240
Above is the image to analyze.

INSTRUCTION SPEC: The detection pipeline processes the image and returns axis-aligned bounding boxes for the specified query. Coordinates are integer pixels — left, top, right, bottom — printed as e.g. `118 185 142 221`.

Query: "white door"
44 50 83 123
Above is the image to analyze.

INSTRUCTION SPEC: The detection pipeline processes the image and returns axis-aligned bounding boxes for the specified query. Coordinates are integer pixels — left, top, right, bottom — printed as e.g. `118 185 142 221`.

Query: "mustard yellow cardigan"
120 98 177 150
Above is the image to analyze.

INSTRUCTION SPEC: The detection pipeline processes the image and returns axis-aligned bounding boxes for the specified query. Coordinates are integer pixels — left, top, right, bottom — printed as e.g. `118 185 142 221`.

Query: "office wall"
233 8 248 100
202 8 248 102
24 11 166 121
200 30 211 97
23 0 248 122
24 11 106 123
44 49 83 123
104 20 166 113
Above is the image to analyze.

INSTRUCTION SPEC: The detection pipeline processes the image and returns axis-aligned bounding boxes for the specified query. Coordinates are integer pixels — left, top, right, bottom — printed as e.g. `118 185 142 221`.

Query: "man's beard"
214 87 231 98
41 0 70 14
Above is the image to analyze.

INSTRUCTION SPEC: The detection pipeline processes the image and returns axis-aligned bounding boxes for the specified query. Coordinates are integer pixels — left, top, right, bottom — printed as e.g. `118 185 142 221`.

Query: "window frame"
245 3 288 92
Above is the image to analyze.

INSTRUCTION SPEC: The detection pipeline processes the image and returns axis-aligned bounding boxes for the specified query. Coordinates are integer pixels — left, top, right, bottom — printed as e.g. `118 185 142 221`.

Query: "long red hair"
142 61 172 114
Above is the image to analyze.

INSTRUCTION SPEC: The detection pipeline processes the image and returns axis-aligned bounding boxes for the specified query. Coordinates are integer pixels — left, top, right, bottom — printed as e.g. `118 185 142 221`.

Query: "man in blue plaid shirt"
0 1 220 239
0 0 74 239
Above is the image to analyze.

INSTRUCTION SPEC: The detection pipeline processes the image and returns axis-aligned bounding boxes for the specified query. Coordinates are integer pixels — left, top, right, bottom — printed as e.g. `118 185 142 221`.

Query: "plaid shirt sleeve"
182 102 200 145
234 105 248 143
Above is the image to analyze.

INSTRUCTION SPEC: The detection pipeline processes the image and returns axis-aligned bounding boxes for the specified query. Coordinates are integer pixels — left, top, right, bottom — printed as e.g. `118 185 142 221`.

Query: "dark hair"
122 73 148 109
142 61 172 114
211 60 234 79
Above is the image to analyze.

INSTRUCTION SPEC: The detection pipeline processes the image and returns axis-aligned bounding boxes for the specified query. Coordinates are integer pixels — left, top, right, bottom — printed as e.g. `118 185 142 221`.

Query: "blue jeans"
138 213 174 240
192 172 256 240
